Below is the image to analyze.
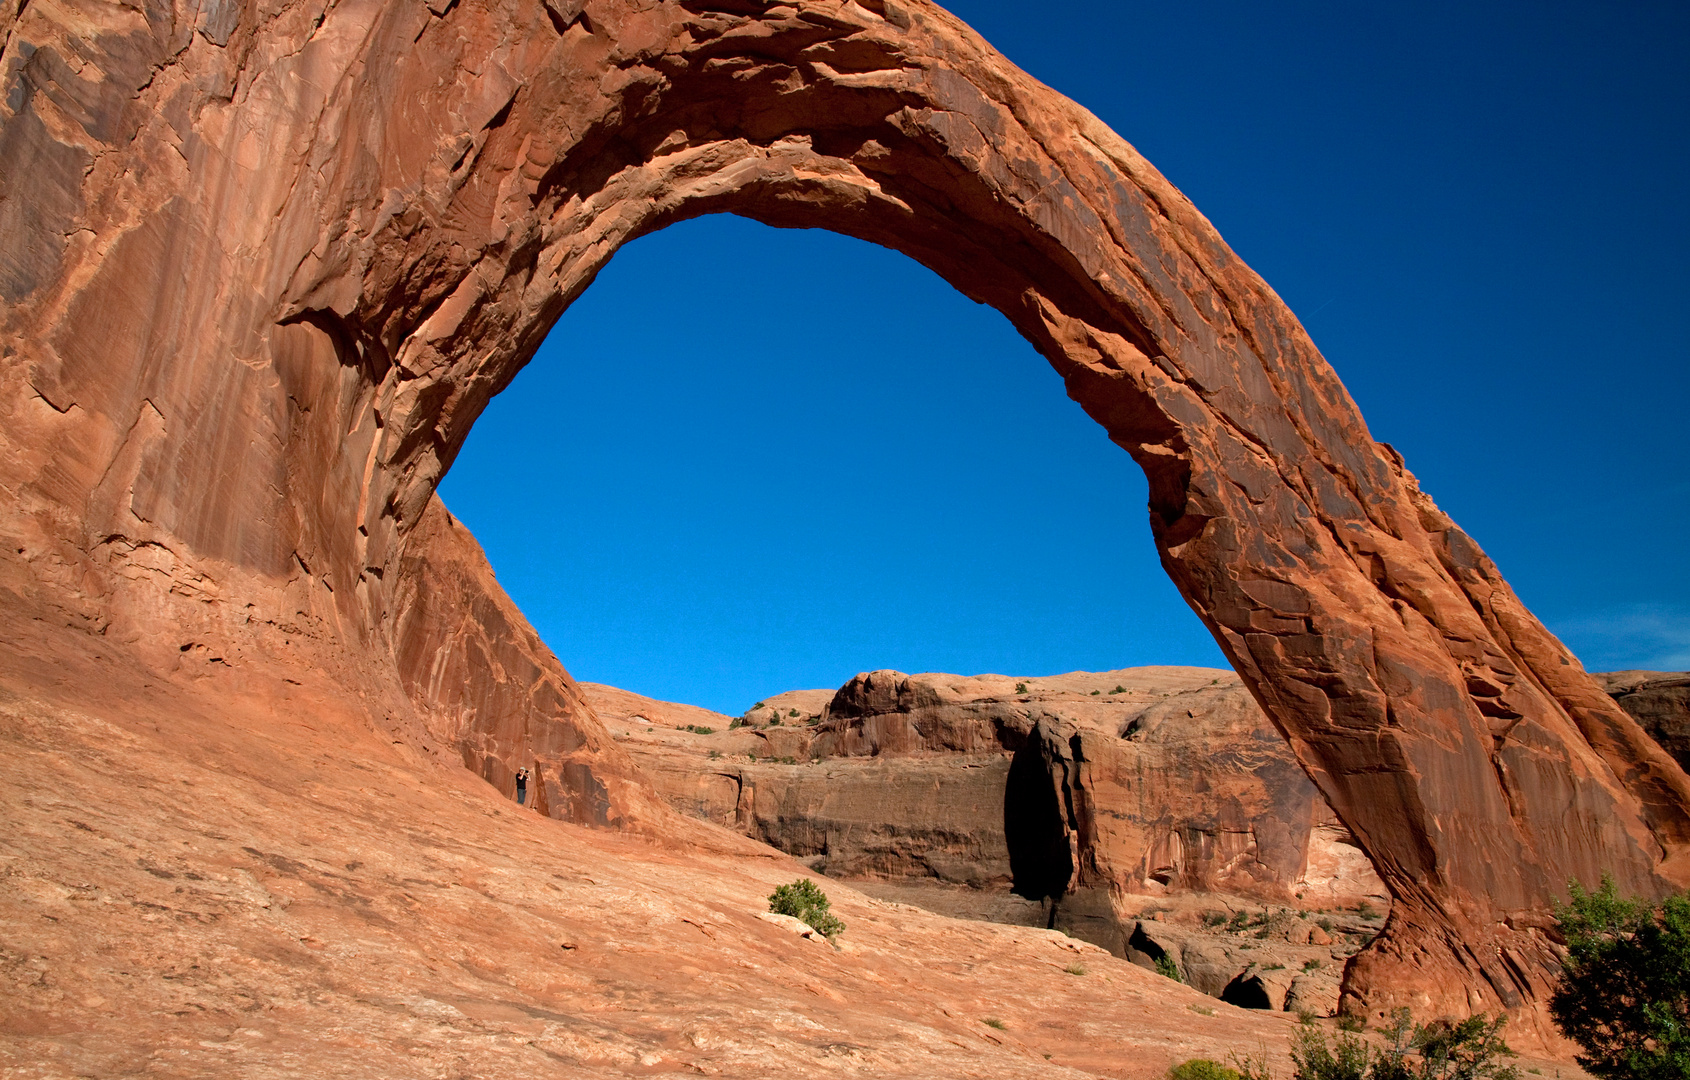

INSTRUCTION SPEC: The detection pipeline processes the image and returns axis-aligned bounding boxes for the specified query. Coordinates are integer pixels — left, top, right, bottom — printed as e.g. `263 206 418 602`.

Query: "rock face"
4 609 1361 1080
1601 672 1690 775
592 668 1391 1017
4 0 1687 1034
817 668 1389 915
390 502 663 827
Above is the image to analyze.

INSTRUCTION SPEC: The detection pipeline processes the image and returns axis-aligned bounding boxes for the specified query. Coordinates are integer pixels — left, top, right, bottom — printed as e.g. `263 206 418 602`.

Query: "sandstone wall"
389 500 664 826
1601 671 1690 775
5 0 1687 1029
589 669 1390 919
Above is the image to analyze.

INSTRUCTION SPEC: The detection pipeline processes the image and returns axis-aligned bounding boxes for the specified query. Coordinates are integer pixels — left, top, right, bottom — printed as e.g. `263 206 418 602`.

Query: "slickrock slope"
2 609 1382 1080
591 670 1391 1017
4 0 1686 1032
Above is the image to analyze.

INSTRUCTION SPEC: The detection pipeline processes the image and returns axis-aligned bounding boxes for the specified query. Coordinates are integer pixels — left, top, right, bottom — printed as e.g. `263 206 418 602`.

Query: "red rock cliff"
3 0 1686 1034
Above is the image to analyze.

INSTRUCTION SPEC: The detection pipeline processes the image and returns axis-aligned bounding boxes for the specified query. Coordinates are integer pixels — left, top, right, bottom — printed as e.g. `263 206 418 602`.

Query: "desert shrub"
983 1017 1006 1030
1550 876 1690 1080
1289 1011 1516 1080
1169 1060 1240 1080
1291 1023 1373 1080
1203 910 1229 928
1228 910 1251 932
683 724 715 735
1155 954 1183 982
1302 959 1322 972
1014 682 1028 693
1403 1015 1517 1080
768 879 845 939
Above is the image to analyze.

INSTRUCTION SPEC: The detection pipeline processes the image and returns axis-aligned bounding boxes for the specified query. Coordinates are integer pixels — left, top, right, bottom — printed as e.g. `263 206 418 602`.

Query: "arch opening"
9 0 1682 1033
435 213 1226 712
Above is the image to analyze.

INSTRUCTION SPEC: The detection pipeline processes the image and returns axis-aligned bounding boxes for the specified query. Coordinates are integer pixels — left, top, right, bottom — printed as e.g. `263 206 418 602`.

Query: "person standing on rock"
515 767 530 807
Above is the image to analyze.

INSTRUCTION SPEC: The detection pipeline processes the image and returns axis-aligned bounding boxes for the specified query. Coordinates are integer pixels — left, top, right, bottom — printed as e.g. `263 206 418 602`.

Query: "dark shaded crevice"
1220 973 1273 1010
1004 742 1071 903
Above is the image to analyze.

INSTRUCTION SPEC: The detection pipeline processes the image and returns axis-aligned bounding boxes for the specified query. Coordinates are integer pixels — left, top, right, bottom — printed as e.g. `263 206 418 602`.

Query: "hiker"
515 767 529 806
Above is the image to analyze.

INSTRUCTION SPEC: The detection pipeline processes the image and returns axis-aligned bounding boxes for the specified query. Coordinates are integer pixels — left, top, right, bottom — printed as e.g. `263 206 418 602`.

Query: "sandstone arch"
3 0 1687 1036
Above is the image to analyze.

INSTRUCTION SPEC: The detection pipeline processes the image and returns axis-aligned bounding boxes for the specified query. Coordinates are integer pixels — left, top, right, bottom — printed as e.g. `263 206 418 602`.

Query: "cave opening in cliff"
1003 743 1073 909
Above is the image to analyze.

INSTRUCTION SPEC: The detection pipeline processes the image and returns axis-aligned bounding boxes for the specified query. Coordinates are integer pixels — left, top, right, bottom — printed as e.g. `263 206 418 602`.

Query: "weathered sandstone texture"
1600 672 1690 775
592 668 1392 1016
4 599 1364 1080
4 0 1687 1035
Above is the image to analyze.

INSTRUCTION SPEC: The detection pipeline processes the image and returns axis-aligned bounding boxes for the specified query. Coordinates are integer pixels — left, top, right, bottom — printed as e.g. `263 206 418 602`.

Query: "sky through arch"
439 216 1218 713
439 0 1689 714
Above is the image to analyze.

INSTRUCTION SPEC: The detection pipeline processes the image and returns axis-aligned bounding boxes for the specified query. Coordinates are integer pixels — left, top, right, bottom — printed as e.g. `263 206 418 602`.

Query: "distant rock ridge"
588 666 1392 993
593 665 1687 1018
1596 672 1690 775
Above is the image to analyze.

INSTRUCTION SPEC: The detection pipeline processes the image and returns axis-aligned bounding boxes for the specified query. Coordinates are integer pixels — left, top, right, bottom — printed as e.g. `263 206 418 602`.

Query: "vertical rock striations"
2 0 1686 1032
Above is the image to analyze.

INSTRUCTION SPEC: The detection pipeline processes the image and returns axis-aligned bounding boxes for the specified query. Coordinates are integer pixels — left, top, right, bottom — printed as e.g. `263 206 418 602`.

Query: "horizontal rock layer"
590 670 1391 947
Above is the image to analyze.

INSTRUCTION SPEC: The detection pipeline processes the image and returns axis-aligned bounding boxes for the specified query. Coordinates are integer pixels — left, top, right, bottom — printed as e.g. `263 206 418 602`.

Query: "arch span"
3 0 1687 1035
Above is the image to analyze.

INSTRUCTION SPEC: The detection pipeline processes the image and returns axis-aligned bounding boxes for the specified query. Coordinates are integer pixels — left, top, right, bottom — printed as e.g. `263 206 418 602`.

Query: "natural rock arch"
3 0 1687 1036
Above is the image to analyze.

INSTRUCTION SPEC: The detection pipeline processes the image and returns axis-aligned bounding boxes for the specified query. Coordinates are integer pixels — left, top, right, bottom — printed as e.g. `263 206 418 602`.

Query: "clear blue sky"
439 0 1689 714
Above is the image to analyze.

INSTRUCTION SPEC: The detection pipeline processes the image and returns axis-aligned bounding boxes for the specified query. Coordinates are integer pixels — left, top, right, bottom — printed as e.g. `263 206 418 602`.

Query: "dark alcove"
1004 743 1073 905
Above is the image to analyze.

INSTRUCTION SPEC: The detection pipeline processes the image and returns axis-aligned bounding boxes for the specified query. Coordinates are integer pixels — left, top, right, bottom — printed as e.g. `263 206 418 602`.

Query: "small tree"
768 879 845 939
1288 1012 1516 1080
1550 876 1690 1080
1168 1060 1241 1080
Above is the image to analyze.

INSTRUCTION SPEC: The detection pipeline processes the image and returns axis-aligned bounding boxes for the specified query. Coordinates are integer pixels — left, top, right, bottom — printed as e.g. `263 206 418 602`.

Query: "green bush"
768 879 845 939
1169 1060 1241 1080
1155 954 1183 982
1289 1011 1516 1080
1550 876 1690 1080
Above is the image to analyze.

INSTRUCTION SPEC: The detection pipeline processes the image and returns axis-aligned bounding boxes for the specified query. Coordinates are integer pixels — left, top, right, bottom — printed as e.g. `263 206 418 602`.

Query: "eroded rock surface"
1602 672 1690 774
591 668 1392 1016
4 605 1361 1080
3 0 1686 1035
